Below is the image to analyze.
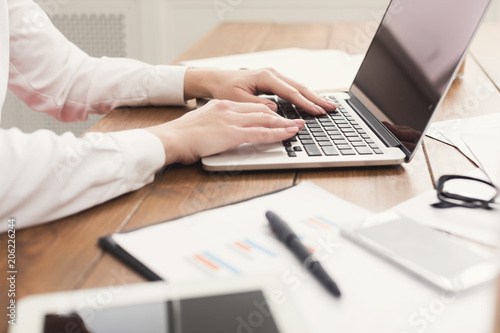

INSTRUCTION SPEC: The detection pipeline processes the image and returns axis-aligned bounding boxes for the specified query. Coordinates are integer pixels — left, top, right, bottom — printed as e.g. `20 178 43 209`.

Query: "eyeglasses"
431 175 499 209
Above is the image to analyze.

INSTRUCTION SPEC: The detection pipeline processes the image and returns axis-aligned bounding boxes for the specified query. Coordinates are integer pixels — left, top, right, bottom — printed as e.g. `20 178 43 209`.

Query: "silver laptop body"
202 0 492 171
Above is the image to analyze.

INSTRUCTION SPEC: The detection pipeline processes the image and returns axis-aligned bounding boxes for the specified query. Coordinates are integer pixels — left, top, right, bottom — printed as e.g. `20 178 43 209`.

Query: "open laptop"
202 0 492 171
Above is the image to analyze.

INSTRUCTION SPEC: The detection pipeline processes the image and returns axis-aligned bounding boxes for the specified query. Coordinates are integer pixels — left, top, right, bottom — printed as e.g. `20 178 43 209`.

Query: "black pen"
265 210 341 298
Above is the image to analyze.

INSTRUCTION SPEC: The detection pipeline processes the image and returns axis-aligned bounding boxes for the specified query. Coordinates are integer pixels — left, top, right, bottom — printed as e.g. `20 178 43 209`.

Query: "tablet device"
341 212 498 292
10 277 307 333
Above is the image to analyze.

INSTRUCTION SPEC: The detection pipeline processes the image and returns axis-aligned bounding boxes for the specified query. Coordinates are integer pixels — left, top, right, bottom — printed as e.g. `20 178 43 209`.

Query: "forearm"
0 128 165 231
8 0 187 122
183 68 220 100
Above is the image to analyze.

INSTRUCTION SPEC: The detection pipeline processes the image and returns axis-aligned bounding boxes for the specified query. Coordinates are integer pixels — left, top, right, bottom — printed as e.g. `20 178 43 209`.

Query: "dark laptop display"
352 0 491 154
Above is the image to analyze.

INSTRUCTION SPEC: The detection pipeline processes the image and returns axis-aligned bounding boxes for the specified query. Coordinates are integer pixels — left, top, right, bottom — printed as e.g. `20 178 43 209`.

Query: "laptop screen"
352 0 491 154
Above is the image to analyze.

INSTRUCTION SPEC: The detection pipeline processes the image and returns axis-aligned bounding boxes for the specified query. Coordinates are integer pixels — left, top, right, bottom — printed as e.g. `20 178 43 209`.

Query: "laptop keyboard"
271 96 384 158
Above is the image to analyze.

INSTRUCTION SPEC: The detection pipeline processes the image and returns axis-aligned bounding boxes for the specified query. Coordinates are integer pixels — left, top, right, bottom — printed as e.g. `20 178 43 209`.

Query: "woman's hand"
147 99 305 166
184 68 338 115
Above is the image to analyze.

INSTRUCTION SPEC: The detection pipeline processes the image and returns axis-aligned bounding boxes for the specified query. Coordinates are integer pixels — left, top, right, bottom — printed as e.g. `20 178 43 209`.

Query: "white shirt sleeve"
0 0 188 231
0 128 166 232
8 0 188 121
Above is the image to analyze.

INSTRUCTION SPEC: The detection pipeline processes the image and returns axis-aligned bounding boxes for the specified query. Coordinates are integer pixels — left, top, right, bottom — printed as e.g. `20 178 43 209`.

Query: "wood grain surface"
1 22 499 333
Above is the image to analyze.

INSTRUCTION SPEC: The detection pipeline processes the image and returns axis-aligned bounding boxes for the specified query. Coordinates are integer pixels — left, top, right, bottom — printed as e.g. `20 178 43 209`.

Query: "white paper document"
392 169 500 247
181 48 364 92
426 113 500 178
462 129 500 186
111 182 496 333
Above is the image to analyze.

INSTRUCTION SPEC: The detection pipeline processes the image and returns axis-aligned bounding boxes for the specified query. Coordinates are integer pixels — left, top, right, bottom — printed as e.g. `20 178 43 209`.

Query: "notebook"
202 0 492 171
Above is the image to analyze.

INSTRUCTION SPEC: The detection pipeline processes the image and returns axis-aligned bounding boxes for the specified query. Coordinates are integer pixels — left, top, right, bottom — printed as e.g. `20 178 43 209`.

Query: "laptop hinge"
346 93 412 162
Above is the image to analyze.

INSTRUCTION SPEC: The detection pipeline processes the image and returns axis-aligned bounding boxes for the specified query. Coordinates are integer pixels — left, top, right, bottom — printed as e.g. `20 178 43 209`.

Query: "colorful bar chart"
190 251 240 275
302 215 339 230
229 238 277 259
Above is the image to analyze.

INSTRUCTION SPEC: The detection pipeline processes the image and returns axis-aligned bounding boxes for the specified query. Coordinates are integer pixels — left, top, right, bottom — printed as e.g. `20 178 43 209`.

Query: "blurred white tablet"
10 277 307 333
342 212 499 292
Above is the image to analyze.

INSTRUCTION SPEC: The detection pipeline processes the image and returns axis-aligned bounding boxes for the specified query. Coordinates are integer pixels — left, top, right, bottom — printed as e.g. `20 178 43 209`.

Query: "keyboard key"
337 145 352 150
312 133 327 138
361 134 371 139
340 128 355 133
304 144 322 156
340 149 356 155
318 141 333 147
356 147 373 155
326 130 341 135
322 146 339 156
329 134 344 140
306 119 318 125
347 136 363 142
352 142 367 147
310 127 324 133
345 133 360 138
282 141 292 147
337 123 352 128
293 146 303 152
288 151 297 157
307 123 321 128
369 143 379 149
332 139 348 145
373 149 384 154
323 126 337 131
298 135 312 140
285 146 294 152
298 129 309 135
316 137 331 141
301 140 315 145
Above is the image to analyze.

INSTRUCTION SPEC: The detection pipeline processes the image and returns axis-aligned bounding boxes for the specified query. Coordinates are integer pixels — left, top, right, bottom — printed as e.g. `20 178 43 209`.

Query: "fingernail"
286 127 300 133
293 119 305 126
325 98 339 109
266 103 278 111
314 105 327 114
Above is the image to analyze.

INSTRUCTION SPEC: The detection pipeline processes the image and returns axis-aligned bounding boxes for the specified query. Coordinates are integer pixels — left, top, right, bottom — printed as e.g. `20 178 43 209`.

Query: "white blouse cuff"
148 65 188 106
106 129 166 187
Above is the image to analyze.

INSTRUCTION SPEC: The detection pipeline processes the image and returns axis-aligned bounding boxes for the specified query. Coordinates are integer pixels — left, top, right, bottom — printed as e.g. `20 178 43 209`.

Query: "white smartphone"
10 277 307 333
341 212 498 292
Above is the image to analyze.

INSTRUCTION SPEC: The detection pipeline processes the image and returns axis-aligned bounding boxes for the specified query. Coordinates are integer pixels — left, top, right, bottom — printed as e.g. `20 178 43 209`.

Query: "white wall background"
3 0 498 135
37 0 500 65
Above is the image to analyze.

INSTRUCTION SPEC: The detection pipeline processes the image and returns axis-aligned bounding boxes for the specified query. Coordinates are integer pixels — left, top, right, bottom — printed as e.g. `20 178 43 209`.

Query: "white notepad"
181 48 364 92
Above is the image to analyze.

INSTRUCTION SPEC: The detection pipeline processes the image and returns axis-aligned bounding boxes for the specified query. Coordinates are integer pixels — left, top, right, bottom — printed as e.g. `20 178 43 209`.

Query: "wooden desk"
2 22 500 333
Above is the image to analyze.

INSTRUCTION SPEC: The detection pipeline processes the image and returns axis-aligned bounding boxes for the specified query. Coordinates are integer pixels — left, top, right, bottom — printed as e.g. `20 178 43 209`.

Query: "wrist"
184 68 217 100
145 125 182 166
